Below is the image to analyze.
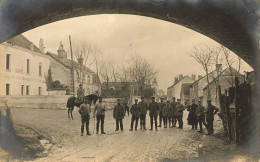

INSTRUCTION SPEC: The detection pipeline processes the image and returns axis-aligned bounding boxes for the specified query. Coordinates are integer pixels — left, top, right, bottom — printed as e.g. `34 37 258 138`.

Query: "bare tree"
189 45 214 99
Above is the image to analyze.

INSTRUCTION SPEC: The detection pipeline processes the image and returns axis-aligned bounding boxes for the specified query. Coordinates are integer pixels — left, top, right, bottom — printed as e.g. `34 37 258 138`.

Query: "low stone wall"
0 95 72 109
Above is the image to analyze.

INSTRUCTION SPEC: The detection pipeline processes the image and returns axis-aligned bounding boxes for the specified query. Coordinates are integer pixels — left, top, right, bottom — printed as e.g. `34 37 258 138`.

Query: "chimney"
174 77 179 83
179 74 184 80
30 43 34 51
216 64 222 73
198 75 202 79
191 74 196 81
57 41 65 60
39 38 45 53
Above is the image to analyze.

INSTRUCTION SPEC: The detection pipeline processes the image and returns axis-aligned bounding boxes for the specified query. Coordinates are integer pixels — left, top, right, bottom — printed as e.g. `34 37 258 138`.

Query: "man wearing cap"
196 100 207 133
171 97 177 127
77 84 85 102
93 97 106 134
123 97 130 116
130 98 141 131
176 99 185 129
79 97 91 136
158 97 166 127
205 99 218 135
163 100 173 128
113 99 125 131
187 99 198 129
139 96 148 130
148 97 159 131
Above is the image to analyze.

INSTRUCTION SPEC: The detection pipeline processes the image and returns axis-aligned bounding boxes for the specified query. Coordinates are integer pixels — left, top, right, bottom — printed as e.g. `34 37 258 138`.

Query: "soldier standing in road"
93 97 106 134
163 100 173 128
113 99 125 131
187 99 198 129
148 97 159 131
171 97 177 127
123 97 130 116
158 97 166 127
77 84 85 102
196 100 207 133
129 98 141 131
139 96 148 130
205 99 218 135
79 97 91 136
176 99 185 129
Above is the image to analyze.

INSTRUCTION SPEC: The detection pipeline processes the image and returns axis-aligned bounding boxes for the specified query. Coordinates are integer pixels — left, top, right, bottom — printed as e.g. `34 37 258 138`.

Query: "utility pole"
69 35 75 97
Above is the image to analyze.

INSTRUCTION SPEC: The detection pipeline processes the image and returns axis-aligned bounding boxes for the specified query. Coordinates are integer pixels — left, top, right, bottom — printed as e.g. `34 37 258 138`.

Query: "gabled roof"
167 75 190 89
6 34 42 53
46 52 95 74
202 66 243 90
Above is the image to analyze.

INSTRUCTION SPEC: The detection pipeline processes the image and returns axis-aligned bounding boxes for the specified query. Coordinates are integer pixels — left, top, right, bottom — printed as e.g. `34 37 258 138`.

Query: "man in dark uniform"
158 97 166 127
139 96 148 130
113 99 125 131
79 97 91 136
205 99 218 135
129 98 141 131
93 97 106 134
171 97 177 127
187 99 198 129
123 97 129 116
176 99 185 129
148 96 159 131
163 100 173 128
77 84 85 102
196 100 207 133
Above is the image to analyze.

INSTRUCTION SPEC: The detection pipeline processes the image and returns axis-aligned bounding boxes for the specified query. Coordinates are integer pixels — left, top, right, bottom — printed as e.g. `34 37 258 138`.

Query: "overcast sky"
23 14 253 92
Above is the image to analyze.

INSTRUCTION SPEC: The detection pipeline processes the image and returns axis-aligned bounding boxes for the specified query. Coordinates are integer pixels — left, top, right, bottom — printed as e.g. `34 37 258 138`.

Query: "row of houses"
0 34 101 96
167 64 244 106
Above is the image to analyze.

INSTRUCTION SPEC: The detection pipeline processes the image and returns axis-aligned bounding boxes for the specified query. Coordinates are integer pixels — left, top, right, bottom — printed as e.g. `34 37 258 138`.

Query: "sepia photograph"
0 0 259 161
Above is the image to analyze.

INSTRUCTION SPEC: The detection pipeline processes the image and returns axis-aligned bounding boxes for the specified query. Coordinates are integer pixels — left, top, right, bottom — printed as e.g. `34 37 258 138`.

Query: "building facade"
167 75 195 100
45 42 101 96
0 35 50 96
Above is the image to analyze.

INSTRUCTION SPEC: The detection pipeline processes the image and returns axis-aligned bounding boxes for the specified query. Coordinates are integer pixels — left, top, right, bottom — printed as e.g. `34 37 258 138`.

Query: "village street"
9 107 251 162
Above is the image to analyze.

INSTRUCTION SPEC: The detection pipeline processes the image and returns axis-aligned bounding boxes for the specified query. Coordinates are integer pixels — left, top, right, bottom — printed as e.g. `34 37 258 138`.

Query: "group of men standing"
187 99 219 135
78 94 219 136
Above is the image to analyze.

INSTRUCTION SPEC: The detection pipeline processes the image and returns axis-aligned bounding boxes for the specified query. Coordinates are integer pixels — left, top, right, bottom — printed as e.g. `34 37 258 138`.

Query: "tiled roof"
167 75 190 89
46 52 95 74
6 34 42 53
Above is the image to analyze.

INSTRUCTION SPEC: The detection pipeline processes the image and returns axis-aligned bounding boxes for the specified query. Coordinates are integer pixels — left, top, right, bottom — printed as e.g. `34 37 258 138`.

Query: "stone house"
45 42 101 96
0 35 50 96
167 74 195 100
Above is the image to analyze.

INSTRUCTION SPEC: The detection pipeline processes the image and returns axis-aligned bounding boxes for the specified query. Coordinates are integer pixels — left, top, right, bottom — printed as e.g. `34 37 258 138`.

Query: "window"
39 63 42 76
6 54 10 70
6 84 10 95
27 59 30 73
26 86 29 95
21 85 24 95
38 87 42 95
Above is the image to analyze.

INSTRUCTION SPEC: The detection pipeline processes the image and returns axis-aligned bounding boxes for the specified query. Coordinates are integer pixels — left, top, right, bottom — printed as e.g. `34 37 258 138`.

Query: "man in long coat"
196 100 207 133
158 97 166 127
176 99 185 129
130 98 141 131
139 96 148 130
163 100 173 128
113 99 125 131
187 99 198 129
205 99 218 135
171 97 177 127
148 97 159 131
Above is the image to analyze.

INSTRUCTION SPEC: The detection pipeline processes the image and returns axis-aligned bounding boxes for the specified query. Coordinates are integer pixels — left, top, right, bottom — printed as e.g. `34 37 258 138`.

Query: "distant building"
45 41 101 96
151 78 159 94
180 83 192 105
0 35 50 96
167 75 195 100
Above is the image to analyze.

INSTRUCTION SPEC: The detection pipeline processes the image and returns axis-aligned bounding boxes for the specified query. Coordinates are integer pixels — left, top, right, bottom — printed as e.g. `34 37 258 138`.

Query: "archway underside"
0 0 258 68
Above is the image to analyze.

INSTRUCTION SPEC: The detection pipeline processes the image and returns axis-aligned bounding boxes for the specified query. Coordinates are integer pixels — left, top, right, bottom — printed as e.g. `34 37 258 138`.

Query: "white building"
0 35 50 96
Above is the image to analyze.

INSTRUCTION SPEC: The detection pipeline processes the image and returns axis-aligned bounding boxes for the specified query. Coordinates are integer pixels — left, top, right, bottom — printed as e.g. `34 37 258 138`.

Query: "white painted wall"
0 44 50 96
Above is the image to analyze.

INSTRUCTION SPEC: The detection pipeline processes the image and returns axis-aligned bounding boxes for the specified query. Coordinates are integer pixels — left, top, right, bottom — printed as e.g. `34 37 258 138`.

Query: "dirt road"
11 107 249 162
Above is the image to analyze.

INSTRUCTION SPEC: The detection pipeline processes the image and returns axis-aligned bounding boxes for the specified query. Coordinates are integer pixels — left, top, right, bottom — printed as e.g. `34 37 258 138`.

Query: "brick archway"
0 0 258 68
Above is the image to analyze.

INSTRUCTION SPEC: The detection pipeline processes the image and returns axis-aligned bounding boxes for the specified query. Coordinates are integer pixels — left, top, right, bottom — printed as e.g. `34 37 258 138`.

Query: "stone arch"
0 0 258 68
